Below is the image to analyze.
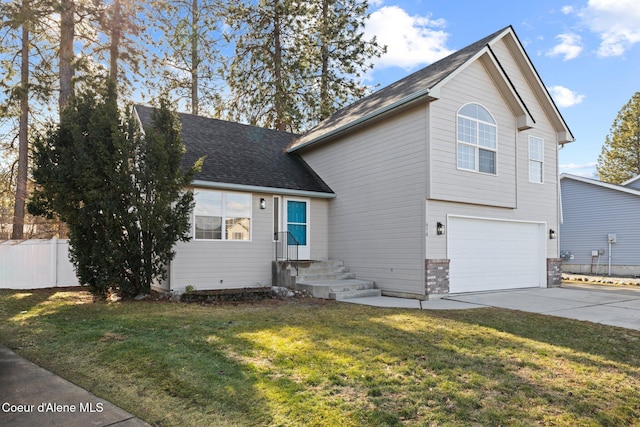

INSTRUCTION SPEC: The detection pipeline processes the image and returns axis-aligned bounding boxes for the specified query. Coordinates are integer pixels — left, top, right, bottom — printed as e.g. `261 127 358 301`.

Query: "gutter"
191 180 336 199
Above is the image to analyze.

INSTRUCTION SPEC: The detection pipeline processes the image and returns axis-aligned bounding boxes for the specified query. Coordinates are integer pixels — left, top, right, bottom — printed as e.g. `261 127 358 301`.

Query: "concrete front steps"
293 260 379 300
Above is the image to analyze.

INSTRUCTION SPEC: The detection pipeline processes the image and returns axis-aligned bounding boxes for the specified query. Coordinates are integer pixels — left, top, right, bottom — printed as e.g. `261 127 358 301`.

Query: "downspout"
514 120 518 209
608 240 612 276
556 142 562 257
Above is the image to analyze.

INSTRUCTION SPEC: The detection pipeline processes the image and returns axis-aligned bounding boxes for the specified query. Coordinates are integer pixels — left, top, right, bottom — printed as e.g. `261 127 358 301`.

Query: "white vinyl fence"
0 238 80 289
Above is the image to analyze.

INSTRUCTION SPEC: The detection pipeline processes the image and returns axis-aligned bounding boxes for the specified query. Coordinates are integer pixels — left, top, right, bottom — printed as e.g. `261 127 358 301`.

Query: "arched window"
456 103 497 174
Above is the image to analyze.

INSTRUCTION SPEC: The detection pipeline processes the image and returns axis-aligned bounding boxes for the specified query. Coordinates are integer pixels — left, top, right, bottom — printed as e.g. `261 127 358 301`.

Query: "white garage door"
448 217 545 293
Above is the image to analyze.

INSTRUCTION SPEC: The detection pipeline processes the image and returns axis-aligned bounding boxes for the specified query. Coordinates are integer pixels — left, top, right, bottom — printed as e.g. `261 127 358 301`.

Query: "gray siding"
170 192 328 292
310 198 329 260
560 177 640 268
299 105 428 295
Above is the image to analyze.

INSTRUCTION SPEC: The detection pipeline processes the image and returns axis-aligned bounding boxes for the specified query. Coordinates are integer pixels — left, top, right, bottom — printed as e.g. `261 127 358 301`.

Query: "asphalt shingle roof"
134 105 334 195
288 26 511 151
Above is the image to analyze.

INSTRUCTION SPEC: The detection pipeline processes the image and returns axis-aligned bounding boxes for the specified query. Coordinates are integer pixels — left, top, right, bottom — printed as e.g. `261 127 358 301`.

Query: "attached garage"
448 216 546 293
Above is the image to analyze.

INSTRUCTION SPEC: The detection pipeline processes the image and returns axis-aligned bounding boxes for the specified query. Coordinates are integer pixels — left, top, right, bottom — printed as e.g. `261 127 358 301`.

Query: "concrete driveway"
444 284 640 331
344 284 640 331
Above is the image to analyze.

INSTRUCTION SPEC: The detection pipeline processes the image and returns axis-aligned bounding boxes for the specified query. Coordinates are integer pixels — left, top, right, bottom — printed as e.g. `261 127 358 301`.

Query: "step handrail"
274 231 299 274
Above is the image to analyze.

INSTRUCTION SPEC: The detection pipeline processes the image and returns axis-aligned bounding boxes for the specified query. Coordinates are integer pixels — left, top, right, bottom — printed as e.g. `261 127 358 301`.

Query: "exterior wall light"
260 198 266 209
549 229 556 239
436 222 445 236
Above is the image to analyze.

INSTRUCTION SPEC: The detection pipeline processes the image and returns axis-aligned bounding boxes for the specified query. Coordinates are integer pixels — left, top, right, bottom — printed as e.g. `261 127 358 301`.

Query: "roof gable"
288 25 573 152
560 173 640 197
134 105 334 196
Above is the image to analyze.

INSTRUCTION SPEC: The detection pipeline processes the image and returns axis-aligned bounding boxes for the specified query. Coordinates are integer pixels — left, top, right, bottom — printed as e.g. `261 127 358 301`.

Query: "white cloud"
363 6 454 71
549 86 585 107
579 0 640 57
547 33 583 60
561 5 574 14
560 162 598 170
560 163 598 178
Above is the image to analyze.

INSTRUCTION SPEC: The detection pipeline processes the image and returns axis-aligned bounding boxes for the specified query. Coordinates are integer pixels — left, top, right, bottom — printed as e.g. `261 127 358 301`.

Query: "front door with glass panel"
285 199 310 260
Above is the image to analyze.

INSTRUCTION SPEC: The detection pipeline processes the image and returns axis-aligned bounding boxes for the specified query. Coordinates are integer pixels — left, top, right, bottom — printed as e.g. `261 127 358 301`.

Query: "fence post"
50 237 58 287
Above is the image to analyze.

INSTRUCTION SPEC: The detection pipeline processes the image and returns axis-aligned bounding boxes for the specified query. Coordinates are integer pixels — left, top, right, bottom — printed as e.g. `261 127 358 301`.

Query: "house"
134 106 336 293
560 173 640 276
135 25 573 299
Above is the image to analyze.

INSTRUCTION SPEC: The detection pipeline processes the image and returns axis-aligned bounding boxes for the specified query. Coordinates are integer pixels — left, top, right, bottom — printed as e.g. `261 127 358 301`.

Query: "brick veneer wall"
547 258 563 287
425 259 450 295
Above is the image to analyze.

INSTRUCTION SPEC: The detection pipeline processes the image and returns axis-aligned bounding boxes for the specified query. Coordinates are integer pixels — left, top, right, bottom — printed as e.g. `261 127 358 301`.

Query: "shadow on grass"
1 289 639 426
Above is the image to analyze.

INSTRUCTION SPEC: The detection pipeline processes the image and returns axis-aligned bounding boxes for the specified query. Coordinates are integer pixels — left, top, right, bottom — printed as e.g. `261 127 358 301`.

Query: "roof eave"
191 180 336 199
288 88 438 153
560 173 640 197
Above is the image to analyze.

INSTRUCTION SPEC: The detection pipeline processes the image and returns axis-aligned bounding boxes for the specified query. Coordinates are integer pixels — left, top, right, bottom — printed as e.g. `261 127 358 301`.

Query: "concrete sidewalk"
342 284 640 331
0 344 150 427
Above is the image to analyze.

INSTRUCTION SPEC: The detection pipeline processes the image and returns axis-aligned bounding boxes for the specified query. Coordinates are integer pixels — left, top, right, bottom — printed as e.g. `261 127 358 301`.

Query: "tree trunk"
273 2 285 131
319 0 330 121
109 0 122 89
59 0 75 116
190 0 199 115
12 1 30 240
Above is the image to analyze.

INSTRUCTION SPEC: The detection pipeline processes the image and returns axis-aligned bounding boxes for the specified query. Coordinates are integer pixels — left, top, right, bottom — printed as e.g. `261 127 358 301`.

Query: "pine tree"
88 0 145 99
222 0 384 132
0 0 55 239
29 86 199 298
224 0 304 131
58 0 75 114
597 92 640 184
151 0 225 116
302 0 385 123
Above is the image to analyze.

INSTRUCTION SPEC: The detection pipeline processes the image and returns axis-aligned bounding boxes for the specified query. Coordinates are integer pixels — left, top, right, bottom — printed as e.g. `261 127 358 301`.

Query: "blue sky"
360 0 640 178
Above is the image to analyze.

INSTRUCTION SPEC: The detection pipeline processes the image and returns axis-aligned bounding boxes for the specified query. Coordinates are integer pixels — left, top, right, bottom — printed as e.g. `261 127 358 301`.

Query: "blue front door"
286 199 310 259
287 201 307 245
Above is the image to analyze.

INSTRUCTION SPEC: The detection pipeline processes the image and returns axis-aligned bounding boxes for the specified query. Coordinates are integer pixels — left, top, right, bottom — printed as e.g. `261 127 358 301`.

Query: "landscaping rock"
272 286 295 298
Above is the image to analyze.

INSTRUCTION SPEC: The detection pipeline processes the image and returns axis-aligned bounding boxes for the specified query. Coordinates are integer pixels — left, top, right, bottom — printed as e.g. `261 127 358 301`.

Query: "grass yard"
1 288 639 426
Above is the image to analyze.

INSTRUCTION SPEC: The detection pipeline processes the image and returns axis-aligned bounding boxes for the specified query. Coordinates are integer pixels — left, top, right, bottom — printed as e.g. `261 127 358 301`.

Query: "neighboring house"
135 25 573 299
560 174 640 276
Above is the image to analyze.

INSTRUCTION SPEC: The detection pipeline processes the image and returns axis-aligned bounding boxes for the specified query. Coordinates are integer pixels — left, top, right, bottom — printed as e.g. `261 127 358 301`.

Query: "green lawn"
1 287 639 426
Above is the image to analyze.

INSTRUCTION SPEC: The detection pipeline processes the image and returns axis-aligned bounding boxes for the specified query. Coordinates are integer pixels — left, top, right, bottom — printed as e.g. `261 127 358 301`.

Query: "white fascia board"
560 173 640 197
621 175 640 186
478 49 533 128
191 180 336 199
499 30 575 144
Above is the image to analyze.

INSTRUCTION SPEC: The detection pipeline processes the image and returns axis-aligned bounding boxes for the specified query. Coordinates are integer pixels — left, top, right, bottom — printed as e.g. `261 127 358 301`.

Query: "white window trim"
193 189 253 242
272 195 281 242
528 136 544 184
456 103 498 175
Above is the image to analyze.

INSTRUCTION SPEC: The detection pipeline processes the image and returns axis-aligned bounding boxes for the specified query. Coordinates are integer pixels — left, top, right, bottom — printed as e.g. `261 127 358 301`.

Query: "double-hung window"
529 136 544 183
194 190 252 240
457 103 497 174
